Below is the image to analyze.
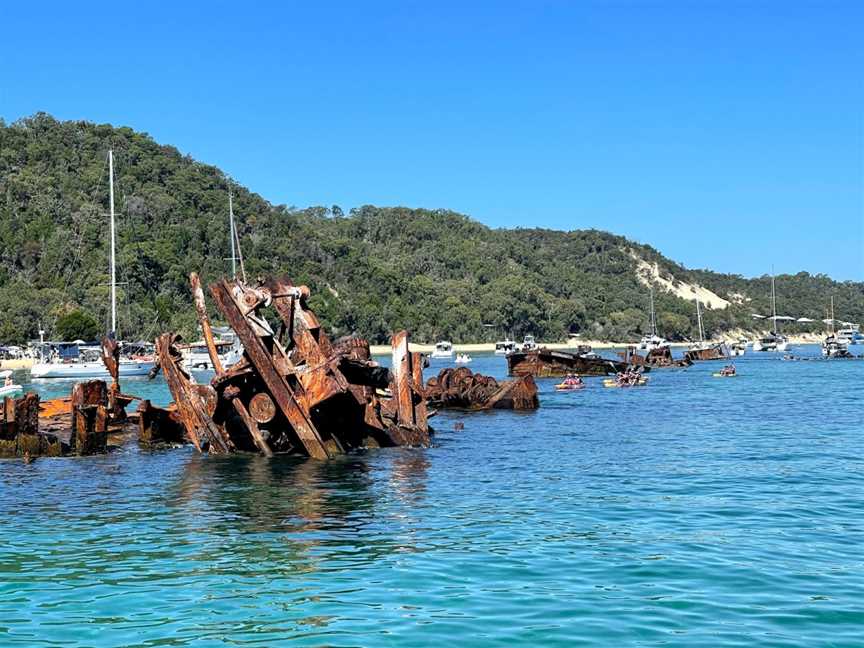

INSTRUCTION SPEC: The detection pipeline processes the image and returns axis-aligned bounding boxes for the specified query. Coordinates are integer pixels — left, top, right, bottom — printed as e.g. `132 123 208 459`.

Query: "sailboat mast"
228 190 237 279
649 287 656 336
696 299 704 343
108 149 117 336
771 273 777 335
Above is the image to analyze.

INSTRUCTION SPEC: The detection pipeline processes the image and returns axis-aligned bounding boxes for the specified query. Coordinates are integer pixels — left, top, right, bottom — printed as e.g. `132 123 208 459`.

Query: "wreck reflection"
166 448 431 568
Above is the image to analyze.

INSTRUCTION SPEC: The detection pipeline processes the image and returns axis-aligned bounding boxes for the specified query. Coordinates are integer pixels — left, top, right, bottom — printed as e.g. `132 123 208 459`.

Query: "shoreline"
368 333 827 355
1 334 830 369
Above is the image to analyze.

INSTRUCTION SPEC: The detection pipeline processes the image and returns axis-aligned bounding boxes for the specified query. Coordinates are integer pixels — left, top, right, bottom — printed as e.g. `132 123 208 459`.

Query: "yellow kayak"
555 383 585 391
603 378 648 388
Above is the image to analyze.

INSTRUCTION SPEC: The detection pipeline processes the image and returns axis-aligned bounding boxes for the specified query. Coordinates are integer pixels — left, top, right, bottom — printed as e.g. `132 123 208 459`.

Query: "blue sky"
2 1 862 280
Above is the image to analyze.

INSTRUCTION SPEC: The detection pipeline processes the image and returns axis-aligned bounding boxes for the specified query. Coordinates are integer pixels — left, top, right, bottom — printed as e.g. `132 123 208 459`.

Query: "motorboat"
181 329 243 371
729 339 747 357
431 341 454 359
494 339 516 356
823 298 854 357
822 336 852 358
518 335 538 352
0 370 23 397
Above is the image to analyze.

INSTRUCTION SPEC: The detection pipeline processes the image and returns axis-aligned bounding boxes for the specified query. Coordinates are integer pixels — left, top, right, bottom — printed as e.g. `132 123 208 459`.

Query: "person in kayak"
563 373 582 386
720 364 736 376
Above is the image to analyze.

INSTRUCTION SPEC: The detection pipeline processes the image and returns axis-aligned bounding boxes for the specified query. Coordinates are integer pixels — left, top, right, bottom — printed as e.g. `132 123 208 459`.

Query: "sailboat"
637 287 668 351
31 151 155 379
180 190 245 372
684 298 729 361
822 297 852 358
752 272 789 352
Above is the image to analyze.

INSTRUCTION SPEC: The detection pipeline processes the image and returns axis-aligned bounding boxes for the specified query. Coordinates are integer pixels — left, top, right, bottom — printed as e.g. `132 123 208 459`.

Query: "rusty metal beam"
209 279 332 459
154 333 232 454
190 272 225 375
391 331 414 427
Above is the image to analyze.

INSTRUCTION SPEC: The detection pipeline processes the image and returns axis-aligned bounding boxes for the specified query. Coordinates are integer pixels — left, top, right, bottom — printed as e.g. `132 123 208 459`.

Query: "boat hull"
31 360 154 379
618 346 692 368
683 344 729 362
507 349 635 377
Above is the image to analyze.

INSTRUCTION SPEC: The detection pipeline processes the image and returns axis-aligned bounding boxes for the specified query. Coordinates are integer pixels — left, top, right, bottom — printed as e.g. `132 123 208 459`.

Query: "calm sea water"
1 345 862 646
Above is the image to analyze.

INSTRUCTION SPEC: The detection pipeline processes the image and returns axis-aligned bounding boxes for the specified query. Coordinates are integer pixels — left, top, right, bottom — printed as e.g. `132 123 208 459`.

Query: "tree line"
1 114 861 345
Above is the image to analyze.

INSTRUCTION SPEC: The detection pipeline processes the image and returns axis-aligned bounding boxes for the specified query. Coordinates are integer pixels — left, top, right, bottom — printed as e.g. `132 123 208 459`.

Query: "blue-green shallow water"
1 345 862 646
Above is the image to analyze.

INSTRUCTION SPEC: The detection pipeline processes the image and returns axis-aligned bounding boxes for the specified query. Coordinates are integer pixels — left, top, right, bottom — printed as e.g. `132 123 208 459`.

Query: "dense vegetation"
1 114 861 345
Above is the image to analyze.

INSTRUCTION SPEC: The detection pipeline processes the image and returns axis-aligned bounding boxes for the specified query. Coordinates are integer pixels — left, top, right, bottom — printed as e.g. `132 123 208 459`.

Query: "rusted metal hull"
425 367 539 411
618 346 693 368
152 274 432 458
683 344 728 362
507 348 634 377
1 383 140 459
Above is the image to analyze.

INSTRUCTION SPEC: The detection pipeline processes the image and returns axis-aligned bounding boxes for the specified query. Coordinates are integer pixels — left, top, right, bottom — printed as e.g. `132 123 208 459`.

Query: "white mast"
649 287 657 336
108 149 117 336
228 190 237 279
696 298 704 343
771 273 777 335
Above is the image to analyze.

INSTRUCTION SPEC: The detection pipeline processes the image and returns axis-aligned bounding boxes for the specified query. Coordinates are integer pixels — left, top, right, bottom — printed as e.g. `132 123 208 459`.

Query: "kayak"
555 383 585 391
712 373 738 378
603 378 648 388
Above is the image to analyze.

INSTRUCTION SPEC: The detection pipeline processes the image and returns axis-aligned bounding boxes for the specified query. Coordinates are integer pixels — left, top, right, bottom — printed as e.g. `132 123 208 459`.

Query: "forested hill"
1 113 862 345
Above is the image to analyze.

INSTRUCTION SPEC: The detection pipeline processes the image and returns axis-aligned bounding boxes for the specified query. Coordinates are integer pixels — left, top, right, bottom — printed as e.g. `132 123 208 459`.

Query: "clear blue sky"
2 1 862 280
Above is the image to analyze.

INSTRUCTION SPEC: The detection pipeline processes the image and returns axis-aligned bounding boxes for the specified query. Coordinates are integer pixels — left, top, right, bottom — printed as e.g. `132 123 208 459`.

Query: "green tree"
55 310 99 341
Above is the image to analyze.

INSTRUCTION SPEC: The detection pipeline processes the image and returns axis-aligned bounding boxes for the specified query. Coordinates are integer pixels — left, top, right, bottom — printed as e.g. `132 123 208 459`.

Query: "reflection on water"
1 346 863 646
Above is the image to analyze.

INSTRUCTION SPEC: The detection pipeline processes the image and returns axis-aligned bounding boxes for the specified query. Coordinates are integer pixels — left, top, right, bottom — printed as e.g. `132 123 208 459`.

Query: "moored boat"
430 341 454 359
30 150 154 379
494 339 516 356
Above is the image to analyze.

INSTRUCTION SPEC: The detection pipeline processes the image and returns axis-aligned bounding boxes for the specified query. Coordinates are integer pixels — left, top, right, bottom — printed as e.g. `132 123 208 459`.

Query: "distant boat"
494 339 516 356
31 150 155 379
637 287 668 351
729 339 747 357
753 273 788 352
181 328 243 371
431 341 454 359
455 353 472 364
823 297 853 358
518 335 538 352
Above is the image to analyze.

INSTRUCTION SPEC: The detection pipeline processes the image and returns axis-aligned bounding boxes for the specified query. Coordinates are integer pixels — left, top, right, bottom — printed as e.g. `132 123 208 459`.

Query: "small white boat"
518 335 537 352
729 339 747 357
494 339 516 356
455 353 472 364
181 331 243 371
431 341 454 359
0 370 23 397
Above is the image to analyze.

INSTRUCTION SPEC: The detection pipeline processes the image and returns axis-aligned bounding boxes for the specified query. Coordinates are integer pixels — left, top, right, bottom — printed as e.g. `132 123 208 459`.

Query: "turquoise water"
1 345 862 646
